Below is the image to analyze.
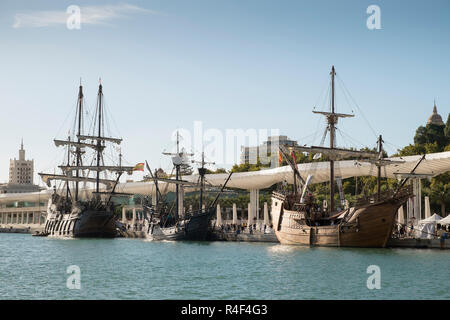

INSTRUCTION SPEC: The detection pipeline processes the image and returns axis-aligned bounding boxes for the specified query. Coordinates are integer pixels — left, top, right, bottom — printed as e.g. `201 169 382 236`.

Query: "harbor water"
1 233 449 300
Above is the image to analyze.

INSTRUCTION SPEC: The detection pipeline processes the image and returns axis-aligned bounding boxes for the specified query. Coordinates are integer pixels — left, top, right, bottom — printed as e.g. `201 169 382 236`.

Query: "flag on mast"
290 151 298 171
132 163 145 171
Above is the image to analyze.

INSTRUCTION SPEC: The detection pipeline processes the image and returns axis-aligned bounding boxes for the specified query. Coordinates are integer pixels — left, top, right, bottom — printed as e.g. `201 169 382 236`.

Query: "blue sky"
0 0 449 183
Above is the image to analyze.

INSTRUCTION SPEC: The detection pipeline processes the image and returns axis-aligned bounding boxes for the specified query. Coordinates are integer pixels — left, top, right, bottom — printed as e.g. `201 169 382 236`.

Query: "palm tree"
430 181 450 217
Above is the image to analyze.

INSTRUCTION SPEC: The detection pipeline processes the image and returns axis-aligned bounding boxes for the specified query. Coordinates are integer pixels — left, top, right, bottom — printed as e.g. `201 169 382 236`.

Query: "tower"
19 138 25 161
427 101 445 126
9 140 34 185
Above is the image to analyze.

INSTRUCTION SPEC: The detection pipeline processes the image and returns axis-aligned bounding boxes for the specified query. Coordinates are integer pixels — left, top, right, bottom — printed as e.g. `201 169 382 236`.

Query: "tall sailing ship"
143 133 232 241
271 66 419 247
39 82 135 238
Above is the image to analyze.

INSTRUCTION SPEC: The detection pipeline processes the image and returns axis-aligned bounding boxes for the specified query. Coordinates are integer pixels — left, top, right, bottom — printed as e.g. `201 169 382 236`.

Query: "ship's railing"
272 191 286 201
354 185 413 206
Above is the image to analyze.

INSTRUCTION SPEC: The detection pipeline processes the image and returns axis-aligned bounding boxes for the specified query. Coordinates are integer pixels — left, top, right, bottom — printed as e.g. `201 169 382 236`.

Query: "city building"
0 140 41 194
240 135 298 167
0 140 46 227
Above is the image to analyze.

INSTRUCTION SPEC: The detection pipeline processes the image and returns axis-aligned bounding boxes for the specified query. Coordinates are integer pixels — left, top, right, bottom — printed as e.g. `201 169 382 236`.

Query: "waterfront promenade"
0 223 44 234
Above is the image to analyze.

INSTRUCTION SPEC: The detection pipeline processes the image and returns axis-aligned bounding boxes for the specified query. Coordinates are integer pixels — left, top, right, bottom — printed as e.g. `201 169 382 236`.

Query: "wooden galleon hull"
271 197 402 248
339 201 401 247
44 208 116 238
146 209 213 241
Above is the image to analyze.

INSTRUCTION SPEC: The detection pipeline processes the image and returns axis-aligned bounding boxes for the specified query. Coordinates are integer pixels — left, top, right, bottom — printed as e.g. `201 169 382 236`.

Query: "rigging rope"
336 75 378 139
360 164 375 196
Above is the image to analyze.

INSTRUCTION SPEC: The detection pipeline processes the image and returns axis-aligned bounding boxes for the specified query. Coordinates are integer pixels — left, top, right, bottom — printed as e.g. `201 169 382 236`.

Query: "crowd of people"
123 220 275 235
395 222 450 240
217 222 274 235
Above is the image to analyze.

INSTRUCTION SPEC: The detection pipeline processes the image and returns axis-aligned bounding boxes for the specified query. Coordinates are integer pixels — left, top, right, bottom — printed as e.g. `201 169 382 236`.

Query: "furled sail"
38 173 116 188
77 135 122 144
54 139 104 151
58 165 134 174
292 145 379 160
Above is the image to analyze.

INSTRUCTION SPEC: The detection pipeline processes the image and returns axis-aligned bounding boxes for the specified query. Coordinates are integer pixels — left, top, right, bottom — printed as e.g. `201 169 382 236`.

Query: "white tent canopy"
437 215 450 225
166 151 450 191
1 151 450 204
419 213 443 224
416 213 443 239
117 150 450 194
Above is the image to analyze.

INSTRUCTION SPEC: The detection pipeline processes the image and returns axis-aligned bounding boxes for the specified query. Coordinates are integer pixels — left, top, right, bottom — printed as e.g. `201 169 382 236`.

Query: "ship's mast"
96 83 103 194
154 168 159 206
329 66 336 212
310 66 354 213
39 81 131 200
376 134 383 200
75 84 83 201
291 67 397 211
66 135 71 200
199 152 205 212
193 152 214 213
175 131 180 217
162 131 194 218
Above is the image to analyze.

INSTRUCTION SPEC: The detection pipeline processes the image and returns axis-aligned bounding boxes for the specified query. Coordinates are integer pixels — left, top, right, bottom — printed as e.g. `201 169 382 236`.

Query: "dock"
119 230 146 238
210 230 278 242
0 224 44 234
387 237 450 249
2 221 449 249
119 227 278 242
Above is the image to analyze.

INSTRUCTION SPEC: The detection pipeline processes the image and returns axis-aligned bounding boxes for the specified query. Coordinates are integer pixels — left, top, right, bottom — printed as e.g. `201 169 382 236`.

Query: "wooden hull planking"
271 195 404 248
145 209 213 241
44 208 116 238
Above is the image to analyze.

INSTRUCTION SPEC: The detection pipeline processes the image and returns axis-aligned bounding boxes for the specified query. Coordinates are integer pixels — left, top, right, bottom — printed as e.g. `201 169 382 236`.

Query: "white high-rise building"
0 140 41 194
9 139 34 185
240 135 299 167
0 140 45 226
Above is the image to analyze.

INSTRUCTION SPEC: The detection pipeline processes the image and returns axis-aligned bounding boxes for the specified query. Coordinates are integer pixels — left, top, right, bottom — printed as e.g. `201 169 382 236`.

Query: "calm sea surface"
1 233 449 300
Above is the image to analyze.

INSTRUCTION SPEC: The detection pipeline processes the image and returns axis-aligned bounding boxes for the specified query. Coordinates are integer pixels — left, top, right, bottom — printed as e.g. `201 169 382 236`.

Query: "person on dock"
408 221 415 238
401 224 405 236
436 224 448 249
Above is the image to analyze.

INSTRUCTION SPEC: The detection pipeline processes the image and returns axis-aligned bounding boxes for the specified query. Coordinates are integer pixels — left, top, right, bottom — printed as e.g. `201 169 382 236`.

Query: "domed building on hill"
427 102 445 126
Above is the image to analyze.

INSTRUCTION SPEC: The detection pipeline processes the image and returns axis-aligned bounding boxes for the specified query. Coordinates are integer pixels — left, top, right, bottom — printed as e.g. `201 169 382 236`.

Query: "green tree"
424 142 440 154
231 158 270 172
445 113 450 138
396 144 425 156
414 123 448 150
204 168 227 174
429 179 450 217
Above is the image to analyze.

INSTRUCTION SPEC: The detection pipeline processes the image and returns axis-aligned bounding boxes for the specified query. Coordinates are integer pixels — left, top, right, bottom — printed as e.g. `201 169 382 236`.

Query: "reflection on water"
267 244 299 254
1 234 449 300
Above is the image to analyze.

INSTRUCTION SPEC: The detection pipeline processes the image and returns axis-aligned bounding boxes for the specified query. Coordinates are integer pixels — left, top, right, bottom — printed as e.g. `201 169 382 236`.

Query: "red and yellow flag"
132 163 145 171
290 151 297 165
291 151 299 171
278 151 283 165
